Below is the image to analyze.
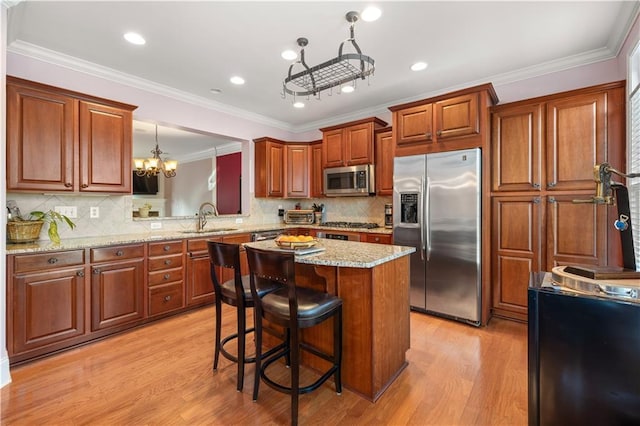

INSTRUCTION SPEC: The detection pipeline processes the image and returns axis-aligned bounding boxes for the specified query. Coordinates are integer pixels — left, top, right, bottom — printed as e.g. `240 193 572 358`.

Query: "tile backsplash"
7 193 392 241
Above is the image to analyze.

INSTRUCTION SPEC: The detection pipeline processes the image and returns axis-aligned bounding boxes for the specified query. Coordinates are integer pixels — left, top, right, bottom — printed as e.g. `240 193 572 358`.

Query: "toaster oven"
283 209 315 225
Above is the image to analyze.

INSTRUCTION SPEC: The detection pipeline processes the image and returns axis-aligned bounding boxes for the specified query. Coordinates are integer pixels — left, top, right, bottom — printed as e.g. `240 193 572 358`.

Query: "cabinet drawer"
364 233 393 244
148 240 183 256
148 254 183 271
91 244 144 263
187 238 220 253
13 250 85 273
149 282 184 316
148 267 184 286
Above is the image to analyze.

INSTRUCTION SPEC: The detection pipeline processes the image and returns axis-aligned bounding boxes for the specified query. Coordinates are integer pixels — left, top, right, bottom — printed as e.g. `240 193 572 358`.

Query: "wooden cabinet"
254 137 313 199
491 197 543 322
320 117 387 168
310 140 324 197
185 233 250 306
363 233 392 245
147 240 185 317
390 84 497 157
8 250 87 361
489 81 625 322
6 76 136 193
375 127 394 196
90 244 144 331
286 144 310 198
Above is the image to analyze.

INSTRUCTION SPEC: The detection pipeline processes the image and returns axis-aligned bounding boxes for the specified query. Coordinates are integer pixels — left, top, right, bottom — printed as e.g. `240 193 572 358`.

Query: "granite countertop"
5 224 393 255
244 238 414 269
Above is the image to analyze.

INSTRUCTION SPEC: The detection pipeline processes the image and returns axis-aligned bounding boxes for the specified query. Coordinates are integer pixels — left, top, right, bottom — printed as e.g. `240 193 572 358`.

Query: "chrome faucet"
197 202 218 231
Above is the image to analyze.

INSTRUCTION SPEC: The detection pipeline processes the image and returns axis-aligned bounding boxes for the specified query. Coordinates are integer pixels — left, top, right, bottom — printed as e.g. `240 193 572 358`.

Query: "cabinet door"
6 82 76 192
375 129 394 195
12 267 86 354
434 93 479 140
323 128 345 168
345 123 374 165
310 142 324 197
491 103 543 192
546 195 607 268
286 144 310 198
395 103 433 145
491 196 543 322
79 101 132 193
546 93 606 191
91 259 144 331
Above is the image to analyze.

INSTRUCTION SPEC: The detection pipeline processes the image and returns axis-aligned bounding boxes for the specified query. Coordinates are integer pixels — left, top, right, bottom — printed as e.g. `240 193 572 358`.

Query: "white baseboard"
0 349 11 388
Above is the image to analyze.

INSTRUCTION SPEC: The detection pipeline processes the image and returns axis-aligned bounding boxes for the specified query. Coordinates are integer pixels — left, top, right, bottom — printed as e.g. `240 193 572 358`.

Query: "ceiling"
6 1 638 134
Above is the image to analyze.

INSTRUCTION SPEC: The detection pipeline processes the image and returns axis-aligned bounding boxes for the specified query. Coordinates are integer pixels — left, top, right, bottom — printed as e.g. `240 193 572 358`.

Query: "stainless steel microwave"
323 164 375 196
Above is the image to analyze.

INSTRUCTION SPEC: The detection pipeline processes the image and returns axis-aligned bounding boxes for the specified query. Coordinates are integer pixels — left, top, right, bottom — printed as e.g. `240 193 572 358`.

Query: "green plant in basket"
24 210 76 244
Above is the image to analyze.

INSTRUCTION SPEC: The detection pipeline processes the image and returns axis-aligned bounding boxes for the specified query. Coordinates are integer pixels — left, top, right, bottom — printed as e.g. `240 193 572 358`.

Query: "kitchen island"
244 238 414 402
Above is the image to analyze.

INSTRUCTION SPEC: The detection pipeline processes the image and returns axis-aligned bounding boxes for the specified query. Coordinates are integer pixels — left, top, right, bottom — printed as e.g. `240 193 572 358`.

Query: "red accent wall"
216 152 241 214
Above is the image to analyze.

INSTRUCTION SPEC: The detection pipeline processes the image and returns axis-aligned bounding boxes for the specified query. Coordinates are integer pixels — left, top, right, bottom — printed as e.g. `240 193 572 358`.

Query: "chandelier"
134 125 177 178
282 11 375 101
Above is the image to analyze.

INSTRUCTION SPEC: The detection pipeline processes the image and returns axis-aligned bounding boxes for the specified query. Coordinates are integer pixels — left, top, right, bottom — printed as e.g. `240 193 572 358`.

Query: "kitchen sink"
181 228 237 234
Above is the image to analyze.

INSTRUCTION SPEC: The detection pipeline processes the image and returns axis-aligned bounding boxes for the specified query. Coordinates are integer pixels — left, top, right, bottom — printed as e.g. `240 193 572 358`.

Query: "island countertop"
244 238 415 268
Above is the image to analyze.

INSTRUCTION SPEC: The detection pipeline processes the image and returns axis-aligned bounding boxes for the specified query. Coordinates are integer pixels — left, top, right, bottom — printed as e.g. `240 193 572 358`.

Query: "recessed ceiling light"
123 32 146 45
210 88 222 95
361 7 382 22
341 85 355 93
293 102 305 108
230 76 245 85
411 62 428 71
281 50 297 61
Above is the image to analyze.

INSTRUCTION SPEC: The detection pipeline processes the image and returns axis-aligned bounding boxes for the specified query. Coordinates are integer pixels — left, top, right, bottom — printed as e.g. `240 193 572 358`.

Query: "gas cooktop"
319 222 380 229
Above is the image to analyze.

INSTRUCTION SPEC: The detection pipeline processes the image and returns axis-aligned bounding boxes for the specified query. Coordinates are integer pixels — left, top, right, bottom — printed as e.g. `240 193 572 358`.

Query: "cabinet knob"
547 182 557 189
164 273 170 280
47 257 58 264
533 198 541 204
81 183 89 188
77 271 85 277
93 268 101 274
164 259 172 265
64 182 73 188
436 130 442 137
532 183 540 189
425 132 432 140
115 250 124 256
548 197 556 203
163 245 171 251
164 295 172 302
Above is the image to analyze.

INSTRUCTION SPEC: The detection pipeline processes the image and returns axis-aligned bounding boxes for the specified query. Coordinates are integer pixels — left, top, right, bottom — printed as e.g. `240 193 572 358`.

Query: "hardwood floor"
1 305 528 425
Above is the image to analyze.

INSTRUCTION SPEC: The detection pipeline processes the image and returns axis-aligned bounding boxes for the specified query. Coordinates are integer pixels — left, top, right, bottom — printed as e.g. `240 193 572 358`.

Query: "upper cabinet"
390 84 498 157
320 117 387 168
6 76 137 193
254 137 312 198
375 127 394 196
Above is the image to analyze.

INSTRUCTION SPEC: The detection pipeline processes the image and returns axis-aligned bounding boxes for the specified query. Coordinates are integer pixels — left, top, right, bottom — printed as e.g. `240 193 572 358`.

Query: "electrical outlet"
150 222 162 230
235 218 243 224
90 207 100 218
55 206 77 218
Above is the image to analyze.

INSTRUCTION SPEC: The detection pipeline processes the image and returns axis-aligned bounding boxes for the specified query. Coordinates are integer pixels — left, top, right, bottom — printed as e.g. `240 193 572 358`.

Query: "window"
629 41 640 270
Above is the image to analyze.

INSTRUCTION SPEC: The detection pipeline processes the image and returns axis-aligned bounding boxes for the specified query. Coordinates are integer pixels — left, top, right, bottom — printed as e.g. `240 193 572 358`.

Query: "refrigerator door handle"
420 177 426 260
425 175 432 261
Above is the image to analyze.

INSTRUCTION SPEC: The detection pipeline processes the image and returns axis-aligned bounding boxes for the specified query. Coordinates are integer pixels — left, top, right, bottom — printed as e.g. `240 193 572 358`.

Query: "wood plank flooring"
1 305 528 425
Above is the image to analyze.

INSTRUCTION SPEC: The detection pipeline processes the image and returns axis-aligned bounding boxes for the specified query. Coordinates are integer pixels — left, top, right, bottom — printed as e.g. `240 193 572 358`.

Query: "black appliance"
528 273 640 425
132 172 159 195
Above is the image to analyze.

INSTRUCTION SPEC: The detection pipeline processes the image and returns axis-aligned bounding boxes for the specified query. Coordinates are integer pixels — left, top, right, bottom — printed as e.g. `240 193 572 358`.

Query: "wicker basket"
7 220 44 243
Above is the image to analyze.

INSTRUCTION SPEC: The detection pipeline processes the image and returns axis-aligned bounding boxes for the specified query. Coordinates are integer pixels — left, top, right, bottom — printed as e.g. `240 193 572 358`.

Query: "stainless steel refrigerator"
393 148 481 325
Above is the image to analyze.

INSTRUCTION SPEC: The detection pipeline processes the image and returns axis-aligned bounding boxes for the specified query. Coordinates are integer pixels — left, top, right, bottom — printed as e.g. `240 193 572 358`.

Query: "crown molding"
7 40 296 132
175 142 242 164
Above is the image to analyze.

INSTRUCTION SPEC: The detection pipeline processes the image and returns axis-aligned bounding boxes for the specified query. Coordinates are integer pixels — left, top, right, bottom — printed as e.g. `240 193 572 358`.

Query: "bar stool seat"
246 246 343 426
208 241 282 392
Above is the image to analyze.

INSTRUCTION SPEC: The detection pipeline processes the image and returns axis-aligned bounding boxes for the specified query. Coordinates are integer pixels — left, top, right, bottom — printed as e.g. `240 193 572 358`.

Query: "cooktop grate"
320 221 379 229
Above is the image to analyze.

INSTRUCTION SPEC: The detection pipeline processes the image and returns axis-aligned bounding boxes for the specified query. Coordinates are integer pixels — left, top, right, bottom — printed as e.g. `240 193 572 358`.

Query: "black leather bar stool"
245 246 343 426
207 241 281 392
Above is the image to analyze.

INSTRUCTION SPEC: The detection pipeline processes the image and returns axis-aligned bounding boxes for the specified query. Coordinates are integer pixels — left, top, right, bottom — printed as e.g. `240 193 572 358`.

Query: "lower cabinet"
90 244 145 331
147 240 185 317
186 237 220 306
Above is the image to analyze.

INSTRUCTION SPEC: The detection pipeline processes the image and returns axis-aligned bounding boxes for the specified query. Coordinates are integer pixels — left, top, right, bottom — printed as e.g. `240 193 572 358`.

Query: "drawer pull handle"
81 183 89 188
164 295 172 302
547 182 556 189
116 250 124 257
436 130 442 137
77 271 85 277
48 257 59 264
532 183 540 189
164 259 172 265
64 182 73 188
163 245 171 251
93 268 101 274
425 132 432 140
164 274 171 280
